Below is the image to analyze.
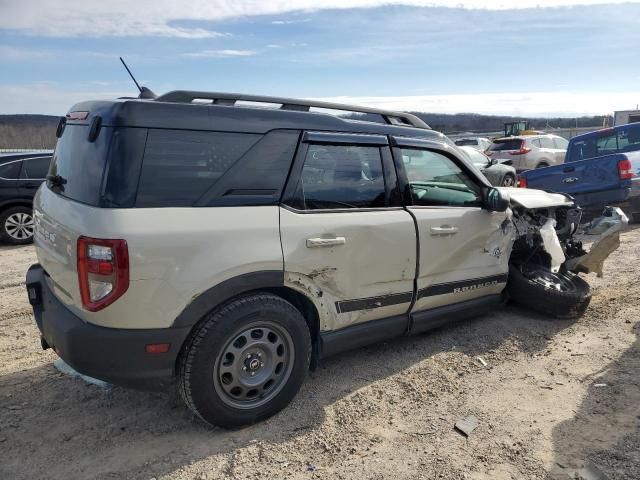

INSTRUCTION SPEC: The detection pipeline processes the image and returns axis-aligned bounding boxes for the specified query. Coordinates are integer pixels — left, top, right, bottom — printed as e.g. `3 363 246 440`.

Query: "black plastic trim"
335 291 413 314
320 314 409 358
26 264 191 390
303 131 389 146
172 270 284 328
411 295 502 334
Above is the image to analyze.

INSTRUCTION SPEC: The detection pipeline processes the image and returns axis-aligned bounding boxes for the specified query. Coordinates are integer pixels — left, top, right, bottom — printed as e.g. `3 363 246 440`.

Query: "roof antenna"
119 57 156 99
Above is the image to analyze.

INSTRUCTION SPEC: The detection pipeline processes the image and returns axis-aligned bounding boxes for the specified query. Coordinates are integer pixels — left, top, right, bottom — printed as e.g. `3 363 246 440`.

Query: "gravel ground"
1 228 639 480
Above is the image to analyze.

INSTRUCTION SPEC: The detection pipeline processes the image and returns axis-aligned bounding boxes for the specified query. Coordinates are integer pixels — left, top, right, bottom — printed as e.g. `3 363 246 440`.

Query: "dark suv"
0 151 53 244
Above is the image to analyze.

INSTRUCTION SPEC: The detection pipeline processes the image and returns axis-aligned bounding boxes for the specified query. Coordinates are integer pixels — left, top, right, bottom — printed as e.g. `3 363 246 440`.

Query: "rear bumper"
26 264 191 390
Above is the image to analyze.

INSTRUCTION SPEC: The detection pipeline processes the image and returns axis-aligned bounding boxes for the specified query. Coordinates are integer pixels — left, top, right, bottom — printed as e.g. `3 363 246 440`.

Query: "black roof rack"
155 91 430 130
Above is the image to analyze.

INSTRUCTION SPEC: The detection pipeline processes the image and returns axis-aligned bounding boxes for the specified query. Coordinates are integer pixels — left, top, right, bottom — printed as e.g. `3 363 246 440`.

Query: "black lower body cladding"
26 264 191 390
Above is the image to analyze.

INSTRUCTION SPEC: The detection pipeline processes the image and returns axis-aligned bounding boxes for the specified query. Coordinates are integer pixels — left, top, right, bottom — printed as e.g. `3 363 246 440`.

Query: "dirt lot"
1 228 639 480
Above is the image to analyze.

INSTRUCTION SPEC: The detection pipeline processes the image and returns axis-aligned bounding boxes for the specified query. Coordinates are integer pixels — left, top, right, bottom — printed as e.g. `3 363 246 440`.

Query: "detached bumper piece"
25 264 191 390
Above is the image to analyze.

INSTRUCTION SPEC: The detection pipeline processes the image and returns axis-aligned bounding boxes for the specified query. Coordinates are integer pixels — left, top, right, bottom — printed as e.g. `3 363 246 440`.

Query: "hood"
498 187 575 209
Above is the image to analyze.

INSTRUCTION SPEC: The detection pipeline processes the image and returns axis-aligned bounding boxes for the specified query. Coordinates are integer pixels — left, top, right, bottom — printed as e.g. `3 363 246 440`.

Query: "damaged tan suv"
25 91 627 428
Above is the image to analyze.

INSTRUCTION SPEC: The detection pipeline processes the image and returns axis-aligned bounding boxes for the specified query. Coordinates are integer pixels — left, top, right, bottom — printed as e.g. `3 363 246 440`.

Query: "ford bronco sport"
25 91 627 428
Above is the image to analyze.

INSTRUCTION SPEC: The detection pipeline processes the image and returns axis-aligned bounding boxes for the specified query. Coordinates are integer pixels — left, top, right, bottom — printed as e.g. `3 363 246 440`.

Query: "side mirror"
484 187 510 212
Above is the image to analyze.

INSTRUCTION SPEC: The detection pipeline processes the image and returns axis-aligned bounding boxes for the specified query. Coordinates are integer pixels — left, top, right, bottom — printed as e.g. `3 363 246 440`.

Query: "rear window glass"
0 161 21 179
568 124 640 162
454 139 478 146
136 130 261 207
20 156 52 179
489 139 523 151
48 124 111 206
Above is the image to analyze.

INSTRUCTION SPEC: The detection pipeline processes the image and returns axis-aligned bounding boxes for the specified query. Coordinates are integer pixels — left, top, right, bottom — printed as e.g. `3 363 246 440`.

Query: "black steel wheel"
213 321 294 409
178 293 311 428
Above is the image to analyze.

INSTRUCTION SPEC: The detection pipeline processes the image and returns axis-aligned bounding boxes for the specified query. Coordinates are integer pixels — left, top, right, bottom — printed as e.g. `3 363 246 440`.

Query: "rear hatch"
488 138 524 161
34 114 112 311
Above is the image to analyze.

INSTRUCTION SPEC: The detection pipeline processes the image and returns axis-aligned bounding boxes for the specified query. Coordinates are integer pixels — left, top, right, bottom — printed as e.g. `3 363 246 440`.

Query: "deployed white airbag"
539 218 566 272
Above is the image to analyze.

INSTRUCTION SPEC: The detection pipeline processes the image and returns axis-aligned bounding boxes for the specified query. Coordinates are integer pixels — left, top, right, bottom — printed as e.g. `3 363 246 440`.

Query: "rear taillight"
518 176 528 188
77 237 129 312
618 157 634 180
510 146 531 155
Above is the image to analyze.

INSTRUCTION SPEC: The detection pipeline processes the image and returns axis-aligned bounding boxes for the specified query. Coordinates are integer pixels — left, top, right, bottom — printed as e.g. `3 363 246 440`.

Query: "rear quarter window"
135 129 261 207
489 139 523 151
0 161 21 179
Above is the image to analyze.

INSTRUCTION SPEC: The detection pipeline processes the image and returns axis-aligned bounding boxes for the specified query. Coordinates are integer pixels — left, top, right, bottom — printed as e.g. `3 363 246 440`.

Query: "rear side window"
553 137 569 149
20 157 52 179
0 161 21 179
489 139 523 151
292 144 386 209
136 130 261 207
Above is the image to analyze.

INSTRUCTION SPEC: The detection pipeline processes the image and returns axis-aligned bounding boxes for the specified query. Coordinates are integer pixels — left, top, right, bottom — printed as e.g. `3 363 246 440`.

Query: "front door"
392 139 511 328
280 132 417 341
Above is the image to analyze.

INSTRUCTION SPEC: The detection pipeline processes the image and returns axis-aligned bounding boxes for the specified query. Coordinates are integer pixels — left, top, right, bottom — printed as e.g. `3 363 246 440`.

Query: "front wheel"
178 293 311 428
507 264 591 319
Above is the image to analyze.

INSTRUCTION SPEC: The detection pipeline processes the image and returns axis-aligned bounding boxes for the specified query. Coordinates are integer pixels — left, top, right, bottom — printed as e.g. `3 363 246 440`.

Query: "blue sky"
1 0 639 116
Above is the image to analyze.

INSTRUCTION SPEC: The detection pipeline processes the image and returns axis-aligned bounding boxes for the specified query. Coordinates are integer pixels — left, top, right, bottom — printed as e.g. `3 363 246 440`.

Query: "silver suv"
487 134 569 172
25 91 626 428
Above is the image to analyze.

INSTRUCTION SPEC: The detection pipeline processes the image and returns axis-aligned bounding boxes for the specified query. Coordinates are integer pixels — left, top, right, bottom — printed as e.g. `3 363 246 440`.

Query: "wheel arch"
0 199 33 213
172 272 321 372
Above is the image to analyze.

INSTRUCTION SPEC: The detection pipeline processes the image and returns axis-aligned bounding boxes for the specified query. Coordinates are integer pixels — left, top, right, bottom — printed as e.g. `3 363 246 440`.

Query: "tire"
0 206 35 245
630 212 640 224
507 264 591 319
536 162 549 169
501 173 516 187
178 293 311 428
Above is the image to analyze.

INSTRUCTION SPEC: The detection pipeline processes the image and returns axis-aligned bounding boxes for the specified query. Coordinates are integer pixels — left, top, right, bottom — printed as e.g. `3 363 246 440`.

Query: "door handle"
306 236 346 248
563 166 575 173
430 225 459 236
562 177 579 184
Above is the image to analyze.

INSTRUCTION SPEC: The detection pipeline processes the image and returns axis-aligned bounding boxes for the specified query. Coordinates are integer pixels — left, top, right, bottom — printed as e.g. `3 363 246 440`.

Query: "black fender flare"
171 271 284 328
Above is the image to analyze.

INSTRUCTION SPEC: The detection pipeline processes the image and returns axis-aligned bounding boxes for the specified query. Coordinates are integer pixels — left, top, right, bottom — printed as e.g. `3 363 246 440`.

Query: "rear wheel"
0 206 34 245
501 173 516 187
507 264 591 319
178 293 311 428
536 162 549 169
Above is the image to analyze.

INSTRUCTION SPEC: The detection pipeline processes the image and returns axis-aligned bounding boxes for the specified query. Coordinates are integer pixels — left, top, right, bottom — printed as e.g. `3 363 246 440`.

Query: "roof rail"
154 91 430 130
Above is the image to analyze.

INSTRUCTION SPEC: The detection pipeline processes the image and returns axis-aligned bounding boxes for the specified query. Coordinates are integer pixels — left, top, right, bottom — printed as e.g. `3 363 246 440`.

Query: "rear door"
280 132 417 344
392 137 510 332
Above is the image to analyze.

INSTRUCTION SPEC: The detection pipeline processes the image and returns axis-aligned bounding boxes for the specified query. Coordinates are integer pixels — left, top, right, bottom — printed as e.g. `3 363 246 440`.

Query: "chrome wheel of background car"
213 321 294 409
501 175 516 187
525 267 575 293
4 212 34 241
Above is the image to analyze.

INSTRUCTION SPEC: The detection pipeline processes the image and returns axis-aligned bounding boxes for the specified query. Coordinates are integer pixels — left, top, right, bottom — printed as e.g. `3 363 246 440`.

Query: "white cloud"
314 92 640 117
2 0 639 38
1 83 638 117
182 49 256 57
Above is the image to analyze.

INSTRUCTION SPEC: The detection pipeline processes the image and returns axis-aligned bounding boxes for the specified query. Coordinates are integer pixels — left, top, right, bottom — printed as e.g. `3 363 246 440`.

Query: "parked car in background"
454 137 492 152
458 145 517 187
0 151 53 244
519 123 640 222
487 134 568 172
